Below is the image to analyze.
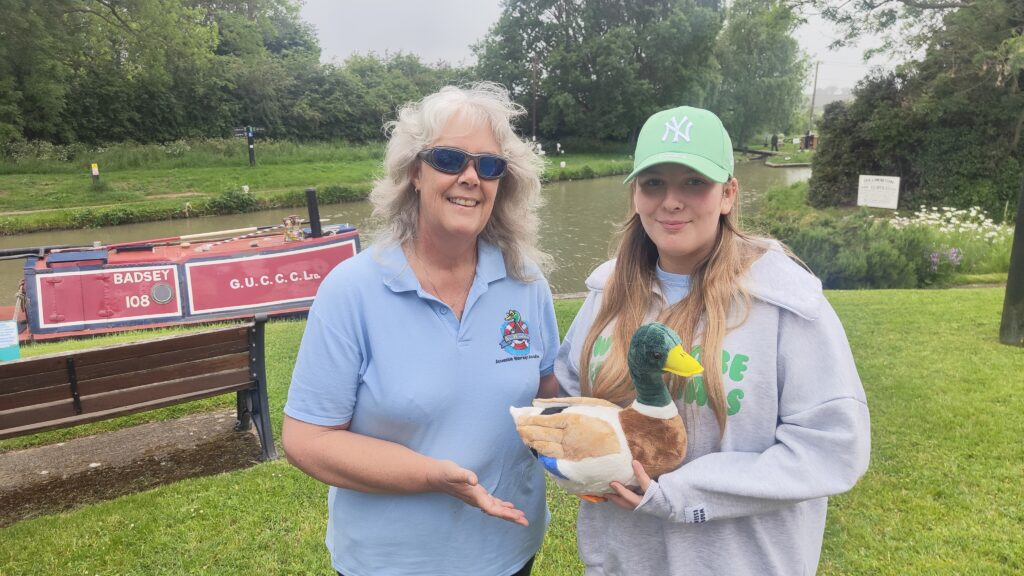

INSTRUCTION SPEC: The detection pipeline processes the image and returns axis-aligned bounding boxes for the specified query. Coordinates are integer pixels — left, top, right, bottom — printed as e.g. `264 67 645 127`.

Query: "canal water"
0 162 809 304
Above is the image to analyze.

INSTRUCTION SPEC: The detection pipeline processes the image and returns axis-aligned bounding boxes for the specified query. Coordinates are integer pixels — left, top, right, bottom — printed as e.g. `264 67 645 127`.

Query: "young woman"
555 106 871 575
283 83 558 576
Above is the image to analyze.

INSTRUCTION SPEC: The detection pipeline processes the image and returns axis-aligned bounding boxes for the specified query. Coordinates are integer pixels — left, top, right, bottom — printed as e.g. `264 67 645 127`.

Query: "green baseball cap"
624 106 734 184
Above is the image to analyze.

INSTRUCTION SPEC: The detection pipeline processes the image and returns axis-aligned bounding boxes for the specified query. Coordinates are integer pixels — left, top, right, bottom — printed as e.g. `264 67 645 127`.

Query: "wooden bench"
0 316 277 460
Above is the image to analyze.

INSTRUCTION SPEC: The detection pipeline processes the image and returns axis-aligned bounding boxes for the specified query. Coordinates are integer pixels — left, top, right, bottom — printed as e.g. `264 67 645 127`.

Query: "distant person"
555 105 871 574
770 132 779 152
283 83 559 576
804 130 812 150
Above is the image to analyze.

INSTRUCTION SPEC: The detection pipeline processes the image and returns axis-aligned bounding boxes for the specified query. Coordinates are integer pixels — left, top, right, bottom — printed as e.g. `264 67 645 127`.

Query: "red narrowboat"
6 219 359 343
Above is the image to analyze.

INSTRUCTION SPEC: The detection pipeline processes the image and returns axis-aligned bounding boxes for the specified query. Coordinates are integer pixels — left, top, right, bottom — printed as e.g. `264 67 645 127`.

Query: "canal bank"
0 163 811 298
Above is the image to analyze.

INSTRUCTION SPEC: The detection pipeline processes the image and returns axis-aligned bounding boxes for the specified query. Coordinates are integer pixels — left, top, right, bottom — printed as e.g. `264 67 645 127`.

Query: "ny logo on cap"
662 116 693 143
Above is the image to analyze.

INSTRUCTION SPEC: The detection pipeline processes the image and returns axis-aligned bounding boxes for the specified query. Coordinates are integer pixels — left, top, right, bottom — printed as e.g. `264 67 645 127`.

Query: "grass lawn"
1 290 1022 574
0 154 631 214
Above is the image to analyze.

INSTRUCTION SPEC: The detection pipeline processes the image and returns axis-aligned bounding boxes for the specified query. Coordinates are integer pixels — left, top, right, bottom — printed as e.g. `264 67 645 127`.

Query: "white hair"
367 82 551 280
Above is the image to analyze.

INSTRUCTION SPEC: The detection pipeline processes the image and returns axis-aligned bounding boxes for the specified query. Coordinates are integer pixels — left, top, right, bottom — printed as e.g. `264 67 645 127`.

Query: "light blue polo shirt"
285 240 557 576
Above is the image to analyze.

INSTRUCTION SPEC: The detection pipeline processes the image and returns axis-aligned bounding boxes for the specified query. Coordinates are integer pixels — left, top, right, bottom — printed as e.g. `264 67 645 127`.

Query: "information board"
857 175 900 210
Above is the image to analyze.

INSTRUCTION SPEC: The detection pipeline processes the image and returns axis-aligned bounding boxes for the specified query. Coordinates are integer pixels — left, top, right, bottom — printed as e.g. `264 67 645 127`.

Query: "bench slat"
70 325 250 370
0 356 65 383
0 383 72 412
0 367 68 396
79 369 252 414
75 339 249 381
1 398 78 431
0 382 253 440
78 352 250 396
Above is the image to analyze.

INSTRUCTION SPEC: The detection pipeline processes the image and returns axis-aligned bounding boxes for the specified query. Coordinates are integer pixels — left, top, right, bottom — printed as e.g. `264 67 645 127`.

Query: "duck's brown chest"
618 408 688 479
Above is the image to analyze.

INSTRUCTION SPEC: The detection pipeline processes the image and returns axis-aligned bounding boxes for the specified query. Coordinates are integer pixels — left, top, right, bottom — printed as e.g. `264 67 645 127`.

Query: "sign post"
234 126 264 167
857 175 901 210
246 126 256 166
90 163 100 183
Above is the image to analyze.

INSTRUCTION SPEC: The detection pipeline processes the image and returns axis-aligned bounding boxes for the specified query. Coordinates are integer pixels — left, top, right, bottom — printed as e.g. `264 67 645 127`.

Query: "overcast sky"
299 0 894 92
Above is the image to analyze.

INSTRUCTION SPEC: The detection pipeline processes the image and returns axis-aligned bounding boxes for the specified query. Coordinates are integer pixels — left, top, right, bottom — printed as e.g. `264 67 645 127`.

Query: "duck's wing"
532 396 620 409
513 409 621 460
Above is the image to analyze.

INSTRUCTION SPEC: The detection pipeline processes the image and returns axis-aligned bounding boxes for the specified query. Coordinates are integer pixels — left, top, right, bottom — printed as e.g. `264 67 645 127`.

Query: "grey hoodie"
554 248 870 575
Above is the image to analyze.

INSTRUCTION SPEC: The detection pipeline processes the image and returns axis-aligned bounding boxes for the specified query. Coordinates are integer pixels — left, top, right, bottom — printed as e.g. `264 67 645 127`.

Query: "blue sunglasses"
417 147 509 180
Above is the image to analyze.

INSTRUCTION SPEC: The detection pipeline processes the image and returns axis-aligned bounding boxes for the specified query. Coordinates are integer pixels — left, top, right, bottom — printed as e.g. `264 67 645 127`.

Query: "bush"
318 185 370 203
751 183 974 288
201 189 258 214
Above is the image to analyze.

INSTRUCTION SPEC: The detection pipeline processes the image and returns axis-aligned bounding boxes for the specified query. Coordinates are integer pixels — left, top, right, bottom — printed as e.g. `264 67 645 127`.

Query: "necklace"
408 243 476 318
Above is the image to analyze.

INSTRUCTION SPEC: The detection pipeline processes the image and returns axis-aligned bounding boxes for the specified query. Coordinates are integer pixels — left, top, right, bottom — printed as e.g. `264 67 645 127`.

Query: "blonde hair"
367 82 551 280
578 180 772 436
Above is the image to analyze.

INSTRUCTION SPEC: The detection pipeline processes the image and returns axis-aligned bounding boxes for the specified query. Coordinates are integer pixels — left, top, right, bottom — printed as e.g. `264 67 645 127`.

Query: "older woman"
282 83 558 576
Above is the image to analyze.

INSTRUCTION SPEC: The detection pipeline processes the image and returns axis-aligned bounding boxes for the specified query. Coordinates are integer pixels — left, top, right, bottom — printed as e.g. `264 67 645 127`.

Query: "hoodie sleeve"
636 302 871 523
554 289 603 397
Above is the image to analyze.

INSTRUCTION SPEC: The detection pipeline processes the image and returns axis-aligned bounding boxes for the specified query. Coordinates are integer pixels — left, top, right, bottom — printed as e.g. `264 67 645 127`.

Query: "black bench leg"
250 384 278 461
235 391 253 432
248 314 278 460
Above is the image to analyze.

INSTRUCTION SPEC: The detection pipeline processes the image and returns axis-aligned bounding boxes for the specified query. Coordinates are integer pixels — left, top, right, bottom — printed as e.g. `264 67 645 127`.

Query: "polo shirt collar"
378 240 507 293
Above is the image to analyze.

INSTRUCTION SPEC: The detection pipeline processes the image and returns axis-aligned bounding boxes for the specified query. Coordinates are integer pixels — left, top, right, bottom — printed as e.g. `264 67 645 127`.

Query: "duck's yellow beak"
663 344 703 377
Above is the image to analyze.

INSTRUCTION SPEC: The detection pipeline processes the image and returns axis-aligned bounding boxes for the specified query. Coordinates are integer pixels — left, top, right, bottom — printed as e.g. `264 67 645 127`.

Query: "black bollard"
246 126 256 166
305 187 322 238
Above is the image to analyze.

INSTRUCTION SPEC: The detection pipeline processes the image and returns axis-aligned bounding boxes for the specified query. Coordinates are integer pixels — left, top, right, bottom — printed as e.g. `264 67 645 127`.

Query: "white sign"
0 320 19 361
857 175 901 210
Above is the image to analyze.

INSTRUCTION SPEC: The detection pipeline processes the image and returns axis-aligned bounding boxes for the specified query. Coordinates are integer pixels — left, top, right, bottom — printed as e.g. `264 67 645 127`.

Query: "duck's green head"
627 323 704 407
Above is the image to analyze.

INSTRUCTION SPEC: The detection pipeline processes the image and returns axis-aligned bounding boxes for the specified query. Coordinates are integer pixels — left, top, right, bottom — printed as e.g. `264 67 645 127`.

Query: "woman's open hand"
427 460 529 527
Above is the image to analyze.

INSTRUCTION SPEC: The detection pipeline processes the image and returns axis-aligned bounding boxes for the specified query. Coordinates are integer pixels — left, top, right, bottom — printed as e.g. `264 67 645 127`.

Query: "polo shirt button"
439 306 449 315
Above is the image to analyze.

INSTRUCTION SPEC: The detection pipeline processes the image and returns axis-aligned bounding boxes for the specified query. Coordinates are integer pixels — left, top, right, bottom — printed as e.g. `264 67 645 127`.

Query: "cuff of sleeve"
635 480 673 520
283 405 351 428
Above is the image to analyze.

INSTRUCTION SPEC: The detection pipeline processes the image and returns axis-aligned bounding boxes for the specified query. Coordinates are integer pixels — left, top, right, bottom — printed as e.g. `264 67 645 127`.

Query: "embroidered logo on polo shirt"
499 309 531 356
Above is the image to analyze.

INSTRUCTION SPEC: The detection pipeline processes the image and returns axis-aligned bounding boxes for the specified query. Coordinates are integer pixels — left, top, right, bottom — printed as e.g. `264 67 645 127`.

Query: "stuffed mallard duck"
510 322 702 501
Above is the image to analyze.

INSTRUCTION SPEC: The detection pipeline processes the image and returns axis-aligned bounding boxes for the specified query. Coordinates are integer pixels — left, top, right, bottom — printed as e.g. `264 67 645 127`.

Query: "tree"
799 0 969 56
809 0 1024 344
712 0 806 145
0 0 76 145
475 0 723 141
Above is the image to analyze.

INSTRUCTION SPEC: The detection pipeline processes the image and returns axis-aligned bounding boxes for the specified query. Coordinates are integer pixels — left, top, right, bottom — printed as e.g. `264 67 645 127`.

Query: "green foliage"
0 139 384 174
475 0 723 141
315 185 367 203
808 0 1024 219
543 155 632 182
553 138 631 155
0 1 472 146
201 188 258 214
711 0 806 144
751 182 1015 288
